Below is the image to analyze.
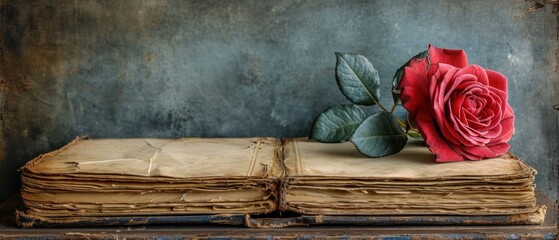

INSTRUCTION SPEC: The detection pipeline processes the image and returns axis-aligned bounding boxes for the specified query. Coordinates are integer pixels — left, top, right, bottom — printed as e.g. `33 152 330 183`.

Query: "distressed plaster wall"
0 0 557 204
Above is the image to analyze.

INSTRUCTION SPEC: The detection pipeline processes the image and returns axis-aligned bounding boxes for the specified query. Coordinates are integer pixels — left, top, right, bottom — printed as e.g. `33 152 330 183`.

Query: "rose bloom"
398 45 514 162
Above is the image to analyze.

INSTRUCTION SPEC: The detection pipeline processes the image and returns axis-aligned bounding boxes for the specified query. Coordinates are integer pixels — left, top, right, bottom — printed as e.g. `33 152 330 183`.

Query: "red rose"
398 45 514 162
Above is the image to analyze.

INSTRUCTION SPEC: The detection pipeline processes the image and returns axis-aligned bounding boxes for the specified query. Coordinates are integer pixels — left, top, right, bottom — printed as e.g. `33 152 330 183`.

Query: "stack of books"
281 139 538 216
17 137 544 227
20 138 282 217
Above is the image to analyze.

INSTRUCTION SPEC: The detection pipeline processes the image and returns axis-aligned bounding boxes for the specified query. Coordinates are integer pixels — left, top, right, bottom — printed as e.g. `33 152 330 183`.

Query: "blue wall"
0 0 557 203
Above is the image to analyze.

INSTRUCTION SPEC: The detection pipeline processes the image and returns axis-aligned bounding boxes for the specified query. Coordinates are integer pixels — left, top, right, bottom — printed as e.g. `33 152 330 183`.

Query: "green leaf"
335 53 381 106
310 104 367 143
350 111 408 157
392 50 428 103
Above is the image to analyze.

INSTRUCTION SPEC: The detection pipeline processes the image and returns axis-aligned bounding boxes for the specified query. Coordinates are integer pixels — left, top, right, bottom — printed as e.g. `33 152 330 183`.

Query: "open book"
18 137 544 227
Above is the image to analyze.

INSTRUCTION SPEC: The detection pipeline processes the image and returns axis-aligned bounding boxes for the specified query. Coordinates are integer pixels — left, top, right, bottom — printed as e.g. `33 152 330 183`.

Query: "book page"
24 138 282 179
283 139 534 179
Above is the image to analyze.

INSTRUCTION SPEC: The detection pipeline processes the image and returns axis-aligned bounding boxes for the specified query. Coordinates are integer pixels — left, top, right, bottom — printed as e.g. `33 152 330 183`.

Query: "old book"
18 137 544 227
281 139 538 216
20 138 283 217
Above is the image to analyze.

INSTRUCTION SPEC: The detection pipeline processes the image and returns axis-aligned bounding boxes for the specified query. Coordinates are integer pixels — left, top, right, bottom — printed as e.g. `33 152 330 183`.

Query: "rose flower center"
445 78 505 142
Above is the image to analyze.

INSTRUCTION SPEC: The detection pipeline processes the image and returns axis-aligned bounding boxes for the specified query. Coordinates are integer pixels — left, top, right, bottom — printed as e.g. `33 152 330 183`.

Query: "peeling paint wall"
0 0 557 203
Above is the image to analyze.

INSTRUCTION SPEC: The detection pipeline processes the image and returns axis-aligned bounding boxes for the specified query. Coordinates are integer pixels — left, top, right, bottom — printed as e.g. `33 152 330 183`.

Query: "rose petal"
487 142 511 156
448 99 490 146
454 65 489 85
399 58 431 117
484 124 502 138
455 117 491 145
428 45 469 68
456 146 484 161
451 93 466 121
487 88 507 111
431 65 470 146
443 73 472 103
483 92 504 129
490 105 515 144
486 69 508 93
494 117 514 143
430 64 457 127
441 103 463 145
455 124 490 146
459 143 510 160
415 105 464 162
444 100 476 146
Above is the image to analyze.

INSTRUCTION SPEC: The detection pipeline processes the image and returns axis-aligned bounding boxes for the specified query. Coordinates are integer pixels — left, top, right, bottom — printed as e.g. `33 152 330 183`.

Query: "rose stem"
371 97 388 112
390 98 400 113
389 98 407 128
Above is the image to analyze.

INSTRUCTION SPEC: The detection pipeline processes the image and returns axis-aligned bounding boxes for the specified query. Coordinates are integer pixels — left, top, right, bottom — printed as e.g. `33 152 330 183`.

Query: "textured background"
0 0 557 203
